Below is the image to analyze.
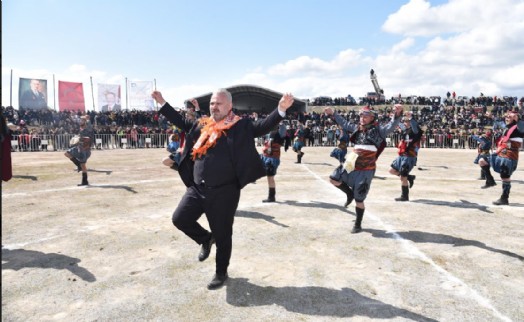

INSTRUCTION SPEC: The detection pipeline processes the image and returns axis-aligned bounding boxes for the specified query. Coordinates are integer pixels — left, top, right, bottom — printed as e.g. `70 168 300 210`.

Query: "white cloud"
391 38 415 53
382 0 523 37
380 0 524 98
492 63 524 89
267 49 366 77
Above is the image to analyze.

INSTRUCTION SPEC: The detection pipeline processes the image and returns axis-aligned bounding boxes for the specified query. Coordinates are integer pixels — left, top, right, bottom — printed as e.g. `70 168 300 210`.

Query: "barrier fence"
9 133 510 152
10 134 170 152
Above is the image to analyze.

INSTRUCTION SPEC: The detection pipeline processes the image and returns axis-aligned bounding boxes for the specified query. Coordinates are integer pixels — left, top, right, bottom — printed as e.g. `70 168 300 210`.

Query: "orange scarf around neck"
191 111 241 160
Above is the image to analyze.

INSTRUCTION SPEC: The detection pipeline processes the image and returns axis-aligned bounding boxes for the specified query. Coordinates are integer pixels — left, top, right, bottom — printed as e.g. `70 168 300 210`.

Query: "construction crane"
370 69 384 96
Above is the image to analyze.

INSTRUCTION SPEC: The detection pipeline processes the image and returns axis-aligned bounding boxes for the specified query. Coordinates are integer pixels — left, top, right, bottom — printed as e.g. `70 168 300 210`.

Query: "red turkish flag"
58 81 85 112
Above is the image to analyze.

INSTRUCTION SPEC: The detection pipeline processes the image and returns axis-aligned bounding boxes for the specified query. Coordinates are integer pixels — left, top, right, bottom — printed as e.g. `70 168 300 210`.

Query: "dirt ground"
2 146 523 322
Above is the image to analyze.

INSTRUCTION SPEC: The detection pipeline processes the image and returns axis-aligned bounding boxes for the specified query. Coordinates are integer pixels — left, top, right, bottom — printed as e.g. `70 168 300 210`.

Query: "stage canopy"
189 84 307 115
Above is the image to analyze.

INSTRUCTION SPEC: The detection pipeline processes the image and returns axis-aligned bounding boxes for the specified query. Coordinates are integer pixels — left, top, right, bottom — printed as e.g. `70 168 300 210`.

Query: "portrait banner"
19 77 48 110
58 81 85 112
98 84 122 112
128 81 154 111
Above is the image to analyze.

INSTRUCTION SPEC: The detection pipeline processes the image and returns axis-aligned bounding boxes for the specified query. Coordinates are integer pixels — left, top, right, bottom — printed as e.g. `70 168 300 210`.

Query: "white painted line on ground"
300 164 512 322
369 218 512 322
3 235 65 249
2 178 177 198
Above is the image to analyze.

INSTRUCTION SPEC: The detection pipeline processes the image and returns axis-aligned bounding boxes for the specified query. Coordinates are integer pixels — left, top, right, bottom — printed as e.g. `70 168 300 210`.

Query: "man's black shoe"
395 196 409 201
344 188 354 208
481 182 496 189
198 236 215 262
351 225 362 234
207 273 228 290
407 175 416 188
493 198 509 205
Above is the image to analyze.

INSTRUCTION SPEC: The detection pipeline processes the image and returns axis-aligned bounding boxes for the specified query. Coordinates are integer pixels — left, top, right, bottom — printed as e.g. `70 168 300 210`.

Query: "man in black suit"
152 89 294 290
100 91 121 112
20 79 47 110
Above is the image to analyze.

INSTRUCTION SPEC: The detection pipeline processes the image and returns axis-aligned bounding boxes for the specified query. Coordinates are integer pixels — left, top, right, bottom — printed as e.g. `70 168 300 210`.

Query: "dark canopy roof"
187 84 307 115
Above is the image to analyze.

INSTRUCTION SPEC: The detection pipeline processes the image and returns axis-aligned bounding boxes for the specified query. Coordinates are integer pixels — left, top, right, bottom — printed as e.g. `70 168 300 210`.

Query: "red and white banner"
128 80 154 111
58 81 85 112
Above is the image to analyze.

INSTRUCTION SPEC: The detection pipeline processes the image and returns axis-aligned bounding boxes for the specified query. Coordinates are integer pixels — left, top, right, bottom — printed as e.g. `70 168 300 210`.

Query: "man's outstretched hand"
278 93 294 111
151 91 166 106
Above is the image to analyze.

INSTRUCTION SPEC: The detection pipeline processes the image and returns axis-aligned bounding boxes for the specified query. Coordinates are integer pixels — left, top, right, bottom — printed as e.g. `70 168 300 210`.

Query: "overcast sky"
2 0 524 109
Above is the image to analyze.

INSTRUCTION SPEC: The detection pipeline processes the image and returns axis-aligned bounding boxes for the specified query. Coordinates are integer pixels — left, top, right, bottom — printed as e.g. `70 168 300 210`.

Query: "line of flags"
15 76 155 112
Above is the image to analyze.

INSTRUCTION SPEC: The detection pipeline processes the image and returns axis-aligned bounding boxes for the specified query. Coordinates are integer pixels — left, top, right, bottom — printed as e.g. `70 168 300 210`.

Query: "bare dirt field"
2 146 523 322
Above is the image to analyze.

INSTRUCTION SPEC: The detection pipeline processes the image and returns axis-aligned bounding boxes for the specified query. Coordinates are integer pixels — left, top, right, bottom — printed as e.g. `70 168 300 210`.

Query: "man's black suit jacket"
159 103 284 189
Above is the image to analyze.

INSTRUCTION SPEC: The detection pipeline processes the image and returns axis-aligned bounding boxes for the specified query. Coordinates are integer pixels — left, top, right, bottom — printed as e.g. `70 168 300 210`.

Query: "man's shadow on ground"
417 165 449 170
12 175 38 181
226 278 437 321
237 202 356 228
300 162 336 166
412 198 524 210
236 210 289 228
69 168 112 175
282 200 351 212
86 184 137 193
411 199 494 213
365 229 524 261
87 169 112 175
1 248 96 282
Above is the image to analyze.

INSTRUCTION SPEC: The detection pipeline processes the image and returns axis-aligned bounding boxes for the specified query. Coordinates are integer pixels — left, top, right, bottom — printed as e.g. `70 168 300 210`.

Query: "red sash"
496 125 517 154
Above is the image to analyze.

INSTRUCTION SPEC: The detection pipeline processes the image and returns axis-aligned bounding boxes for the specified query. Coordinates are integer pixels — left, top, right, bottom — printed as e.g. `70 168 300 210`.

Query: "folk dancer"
330 126 350 164
388 111 421 201
489 110 524 205
151 89 294 289
292 123 306 163
64 115 94 186
324 105 403 233
260 122 291 202
472 130 496 189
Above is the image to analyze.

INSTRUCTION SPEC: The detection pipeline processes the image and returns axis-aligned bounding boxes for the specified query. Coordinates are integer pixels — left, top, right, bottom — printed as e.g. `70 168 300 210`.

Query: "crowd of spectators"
308 92 520 108
2 92 523 152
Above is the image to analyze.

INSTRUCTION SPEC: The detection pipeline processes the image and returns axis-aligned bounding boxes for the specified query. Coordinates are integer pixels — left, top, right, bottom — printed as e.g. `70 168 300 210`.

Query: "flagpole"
9 69 13 107
53 74 56 111
125 77 128 111
154 78 157 111
90 76 95 111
